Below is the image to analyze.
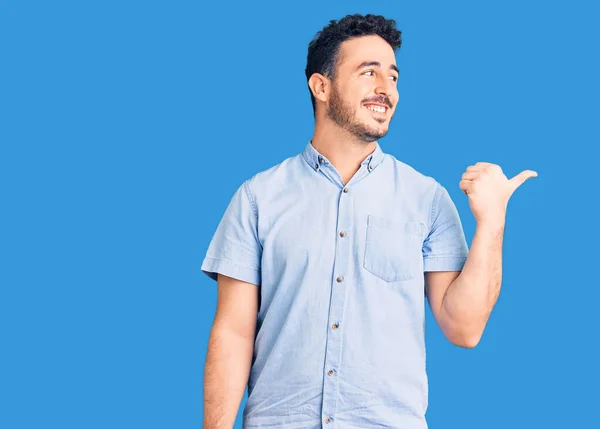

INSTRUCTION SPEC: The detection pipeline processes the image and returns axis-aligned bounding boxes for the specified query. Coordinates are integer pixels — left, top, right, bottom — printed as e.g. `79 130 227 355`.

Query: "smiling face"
325 35 400 142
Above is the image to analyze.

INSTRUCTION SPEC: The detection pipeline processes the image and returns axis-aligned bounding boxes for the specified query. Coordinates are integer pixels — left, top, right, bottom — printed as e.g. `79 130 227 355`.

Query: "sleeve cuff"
201 257 261 286
423 256 468 272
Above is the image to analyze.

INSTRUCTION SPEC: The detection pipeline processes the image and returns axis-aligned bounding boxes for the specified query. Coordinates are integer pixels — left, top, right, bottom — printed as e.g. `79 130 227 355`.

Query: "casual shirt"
201 141 469 428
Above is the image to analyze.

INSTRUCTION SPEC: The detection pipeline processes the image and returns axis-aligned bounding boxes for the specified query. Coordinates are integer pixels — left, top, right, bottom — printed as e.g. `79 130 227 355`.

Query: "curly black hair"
305 14 402 115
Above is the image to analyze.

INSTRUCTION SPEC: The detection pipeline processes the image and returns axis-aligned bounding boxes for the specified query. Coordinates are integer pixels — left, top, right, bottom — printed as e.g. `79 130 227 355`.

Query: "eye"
363 70 375 77
390 75 398 82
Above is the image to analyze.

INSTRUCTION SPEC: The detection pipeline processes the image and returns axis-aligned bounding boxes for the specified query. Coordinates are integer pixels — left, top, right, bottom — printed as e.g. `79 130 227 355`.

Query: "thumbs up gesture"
459 162 538 226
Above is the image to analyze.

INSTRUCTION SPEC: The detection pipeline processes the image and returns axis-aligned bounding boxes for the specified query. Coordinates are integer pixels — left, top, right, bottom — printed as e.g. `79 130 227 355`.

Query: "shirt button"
339 231 346 237
315 163 319 169
343 187 348 193
328 369 336 376
319 157 324 163
336 276 344 283
332 322 339 329
324 417 332 424
368 164 373 170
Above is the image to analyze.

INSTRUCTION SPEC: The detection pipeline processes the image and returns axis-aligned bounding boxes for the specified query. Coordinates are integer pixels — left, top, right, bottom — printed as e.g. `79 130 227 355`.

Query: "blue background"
1 0 598 428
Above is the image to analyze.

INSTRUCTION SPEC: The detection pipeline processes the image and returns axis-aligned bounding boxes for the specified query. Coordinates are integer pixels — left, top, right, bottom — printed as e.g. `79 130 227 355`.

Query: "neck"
310 120 377 182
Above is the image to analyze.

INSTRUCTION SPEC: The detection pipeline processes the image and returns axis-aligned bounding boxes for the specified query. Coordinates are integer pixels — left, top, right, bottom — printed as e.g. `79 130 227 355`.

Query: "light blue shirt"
201 141 469 429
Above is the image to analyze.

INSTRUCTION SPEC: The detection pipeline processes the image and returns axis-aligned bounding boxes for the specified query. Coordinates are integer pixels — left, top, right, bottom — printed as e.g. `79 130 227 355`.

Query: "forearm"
441 221 505 345
203 327 254 429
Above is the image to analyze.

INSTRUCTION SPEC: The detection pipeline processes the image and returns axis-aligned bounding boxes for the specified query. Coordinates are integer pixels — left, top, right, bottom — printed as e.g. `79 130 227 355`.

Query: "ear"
308 73 330 104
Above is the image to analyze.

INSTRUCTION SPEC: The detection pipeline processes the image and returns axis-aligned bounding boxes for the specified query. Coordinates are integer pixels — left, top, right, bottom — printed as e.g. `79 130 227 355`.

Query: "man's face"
326 35 400 143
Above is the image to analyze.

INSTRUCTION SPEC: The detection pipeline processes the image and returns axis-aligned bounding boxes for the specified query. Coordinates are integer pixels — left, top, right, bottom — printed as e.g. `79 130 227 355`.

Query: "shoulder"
242 152 305 198
383 153 442 196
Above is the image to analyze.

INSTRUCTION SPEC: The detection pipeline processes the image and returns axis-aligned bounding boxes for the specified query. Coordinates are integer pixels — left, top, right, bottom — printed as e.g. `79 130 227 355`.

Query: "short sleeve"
200 180 262 285
422 183 469 272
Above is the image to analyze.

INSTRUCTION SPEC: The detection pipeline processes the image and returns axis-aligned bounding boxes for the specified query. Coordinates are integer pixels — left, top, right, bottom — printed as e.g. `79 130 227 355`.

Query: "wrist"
476 220 505 234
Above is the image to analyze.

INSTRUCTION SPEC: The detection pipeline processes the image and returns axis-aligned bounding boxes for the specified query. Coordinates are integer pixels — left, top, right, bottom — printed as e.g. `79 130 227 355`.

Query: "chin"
347 116 390 142
366 123 388 136
359 128 388 142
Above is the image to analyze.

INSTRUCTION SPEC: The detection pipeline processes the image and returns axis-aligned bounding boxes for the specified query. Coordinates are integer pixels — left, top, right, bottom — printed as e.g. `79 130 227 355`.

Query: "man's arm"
426 162 536 348
203 274 259 429
426 221 504 348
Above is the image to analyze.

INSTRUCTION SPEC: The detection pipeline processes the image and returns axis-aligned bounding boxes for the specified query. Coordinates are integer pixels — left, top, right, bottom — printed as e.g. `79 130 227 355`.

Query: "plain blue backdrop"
1 0 598 428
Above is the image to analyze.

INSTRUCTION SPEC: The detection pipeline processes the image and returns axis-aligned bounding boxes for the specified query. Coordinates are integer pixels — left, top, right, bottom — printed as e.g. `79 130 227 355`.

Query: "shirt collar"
302 140 385 173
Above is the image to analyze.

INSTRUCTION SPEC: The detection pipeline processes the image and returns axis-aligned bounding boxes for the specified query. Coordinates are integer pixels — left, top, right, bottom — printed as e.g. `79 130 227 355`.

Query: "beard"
327 84 390 143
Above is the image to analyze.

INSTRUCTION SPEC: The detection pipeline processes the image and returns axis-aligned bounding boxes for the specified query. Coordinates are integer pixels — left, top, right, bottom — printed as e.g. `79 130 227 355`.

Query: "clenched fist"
459 162 538 226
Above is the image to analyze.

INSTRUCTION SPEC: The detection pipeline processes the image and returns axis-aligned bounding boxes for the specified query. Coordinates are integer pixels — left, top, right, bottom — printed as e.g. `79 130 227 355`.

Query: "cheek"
348 80 370 100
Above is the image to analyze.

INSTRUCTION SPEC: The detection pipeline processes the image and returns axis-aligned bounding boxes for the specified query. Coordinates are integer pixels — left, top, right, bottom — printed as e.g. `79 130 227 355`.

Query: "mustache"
362 97 393 109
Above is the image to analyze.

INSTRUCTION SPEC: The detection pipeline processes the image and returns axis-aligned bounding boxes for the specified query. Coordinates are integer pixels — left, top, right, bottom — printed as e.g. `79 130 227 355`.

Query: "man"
200 13 537 429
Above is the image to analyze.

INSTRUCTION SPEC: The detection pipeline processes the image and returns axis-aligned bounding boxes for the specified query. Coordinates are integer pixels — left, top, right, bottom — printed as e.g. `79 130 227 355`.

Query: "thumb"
509 169 538 192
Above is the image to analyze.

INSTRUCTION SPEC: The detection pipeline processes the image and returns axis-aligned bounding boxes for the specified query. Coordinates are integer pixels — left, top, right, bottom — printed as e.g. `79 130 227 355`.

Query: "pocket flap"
367 215 423 236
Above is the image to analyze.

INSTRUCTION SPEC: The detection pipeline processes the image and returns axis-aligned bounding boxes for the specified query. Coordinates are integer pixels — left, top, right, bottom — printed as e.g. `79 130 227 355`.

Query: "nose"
375 75 395 97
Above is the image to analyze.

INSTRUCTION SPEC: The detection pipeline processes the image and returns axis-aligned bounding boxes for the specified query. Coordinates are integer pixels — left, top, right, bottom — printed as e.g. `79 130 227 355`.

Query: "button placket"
320 176 353 424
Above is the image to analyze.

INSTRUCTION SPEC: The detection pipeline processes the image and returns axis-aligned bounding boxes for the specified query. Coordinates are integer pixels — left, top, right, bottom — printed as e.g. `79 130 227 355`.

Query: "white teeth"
366 105 386 113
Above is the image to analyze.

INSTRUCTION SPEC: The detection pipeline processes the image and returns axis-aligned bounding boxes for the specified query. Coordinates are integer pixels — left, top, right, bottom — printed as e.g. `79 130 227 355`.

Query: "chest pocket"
363 215 424 283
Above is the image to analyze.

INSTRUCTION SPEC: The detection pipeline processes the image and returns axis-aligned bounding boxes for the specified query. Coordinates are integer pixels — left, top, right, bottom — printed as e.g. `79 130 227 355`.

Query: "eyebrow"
356 61 399 74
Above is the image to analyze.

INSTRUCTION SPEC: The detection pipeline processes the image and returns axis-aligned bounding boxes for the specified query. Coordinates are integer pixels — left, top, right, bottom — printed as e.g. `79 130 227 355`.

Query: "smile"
364 104 388 114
